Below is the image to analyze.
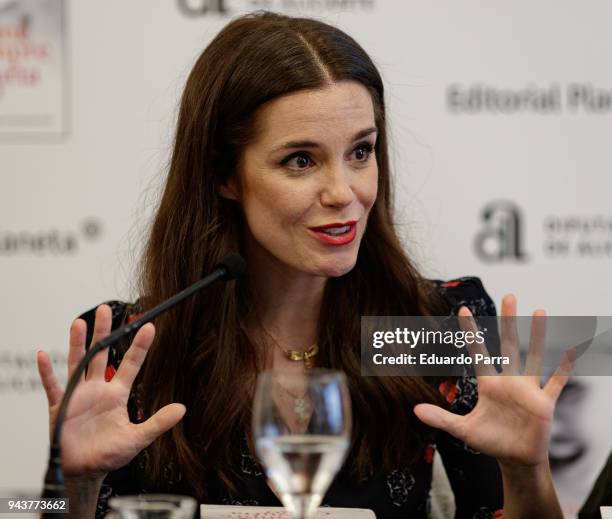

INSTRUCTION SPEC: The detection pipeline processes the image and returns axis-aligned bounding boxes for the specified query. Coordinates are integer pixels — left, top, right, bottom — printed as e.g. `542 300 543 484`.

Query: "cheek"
358 167 379 210
241 181 312 234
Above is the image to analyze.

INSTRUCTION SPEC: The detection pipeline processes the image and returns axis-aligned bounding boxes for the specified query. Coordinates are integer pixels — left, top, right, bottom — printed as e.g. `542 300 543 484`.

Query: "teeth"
321 225 351 235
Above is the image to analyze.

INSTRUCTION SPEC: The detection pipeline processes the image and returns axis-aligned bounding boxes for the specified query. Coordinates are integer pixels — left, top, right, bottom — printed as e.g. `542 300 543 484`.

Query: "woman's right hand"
36 304 186 481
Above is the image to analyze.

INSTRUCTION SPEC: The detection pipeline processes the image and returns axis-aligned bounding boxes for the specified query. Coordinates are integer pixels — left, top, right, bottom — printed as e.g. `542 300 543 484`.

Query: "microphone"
41 253 246 510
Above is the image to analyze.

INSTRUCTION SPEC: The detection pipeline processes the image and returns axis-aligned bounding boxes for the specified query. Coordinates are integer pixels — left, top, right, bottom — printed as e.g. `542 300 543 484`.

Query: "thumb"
414 403 466 441
137 403 186 448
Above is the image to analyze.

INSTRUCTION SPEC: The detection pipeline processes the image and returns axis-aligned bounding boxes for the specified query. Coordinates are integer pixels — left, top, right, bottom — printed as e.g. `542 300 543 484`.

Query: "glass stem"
291 494 316 519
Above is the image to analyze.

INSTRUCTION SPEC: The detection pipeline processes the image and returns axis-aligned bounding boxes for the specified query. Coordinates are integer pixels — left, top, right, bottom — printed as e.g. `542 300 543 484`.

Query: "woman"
36 11 571 519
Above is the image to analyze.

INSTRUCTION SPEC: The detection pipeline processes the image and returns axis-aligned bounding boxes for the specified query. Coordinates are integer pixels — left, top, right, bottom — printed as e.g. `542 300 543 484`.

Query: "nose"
320 163 355 208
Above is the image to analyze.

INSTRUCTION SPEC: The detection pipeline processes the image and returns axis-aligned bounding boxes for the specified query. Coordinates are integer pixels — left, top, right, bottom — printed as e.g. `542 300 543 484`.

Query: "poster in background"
0 0 66 138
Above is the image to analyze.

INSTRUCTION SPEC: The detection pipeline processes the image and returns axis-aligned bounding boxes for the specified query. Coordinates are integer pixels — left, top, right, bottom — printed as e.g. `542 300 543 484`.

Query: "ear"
218 177 240 202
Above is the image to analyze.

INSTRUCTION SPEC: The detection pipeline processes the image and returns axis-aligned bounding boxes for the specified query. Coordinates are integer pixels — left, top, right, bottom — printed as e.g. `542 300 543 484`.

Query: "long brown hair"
137 10 450 499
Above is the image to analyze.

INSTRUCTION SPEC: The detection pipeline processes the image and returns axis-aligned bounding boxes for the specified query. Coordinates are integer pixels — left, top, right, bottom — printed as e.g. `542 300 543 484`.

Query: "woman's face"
222 80 379 278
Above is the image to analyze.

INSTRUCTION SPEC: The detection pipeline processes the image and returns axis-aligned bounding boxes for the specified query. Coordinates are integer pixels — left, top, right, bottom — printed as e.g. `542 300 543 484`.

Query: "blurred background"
0 1 610 517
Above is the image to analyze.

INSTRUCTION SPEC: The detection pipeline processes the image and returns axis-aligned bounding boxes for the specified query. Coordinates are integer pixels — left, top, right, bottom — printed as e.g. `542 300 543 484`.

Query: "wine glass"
253 369 351 519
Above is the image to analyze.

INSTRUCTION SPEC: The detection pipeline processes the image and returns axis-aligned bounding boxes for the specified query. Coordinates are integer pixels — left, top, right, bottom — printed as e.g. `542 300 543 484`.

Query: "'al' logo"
474 201 528 262
177 0 229 16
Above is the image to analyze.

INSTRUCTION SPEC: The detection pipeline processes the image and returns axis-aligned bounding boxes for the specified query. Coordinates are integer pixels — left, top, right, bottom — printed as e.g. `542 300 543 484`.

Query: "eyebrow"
271 126 378 153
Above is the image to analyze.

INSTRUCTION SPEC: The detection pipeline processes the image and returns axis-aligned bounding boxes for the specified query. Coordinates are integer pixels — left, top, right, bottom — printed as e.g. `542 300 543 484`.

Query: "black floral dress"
82 277 504 519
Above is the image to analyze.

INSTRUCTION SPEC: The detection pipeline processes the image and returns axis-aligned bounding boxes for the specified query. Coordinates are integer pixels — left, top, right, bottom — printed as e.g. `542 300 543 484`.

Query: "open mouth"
308 221 358 245
317 224 352 236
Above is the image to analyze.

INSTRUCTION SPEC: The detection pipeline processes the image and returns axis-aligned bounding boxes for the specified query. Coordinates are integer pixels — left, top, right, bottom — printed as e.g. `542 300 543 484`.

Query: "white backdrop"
1 1 611 517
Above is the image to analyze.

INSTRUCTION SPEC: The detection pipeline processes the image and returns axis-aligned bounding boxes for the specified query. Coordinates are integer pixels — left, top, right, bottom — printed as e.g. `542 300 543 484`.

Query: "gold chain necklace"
257 317 319 369
252 314 317 423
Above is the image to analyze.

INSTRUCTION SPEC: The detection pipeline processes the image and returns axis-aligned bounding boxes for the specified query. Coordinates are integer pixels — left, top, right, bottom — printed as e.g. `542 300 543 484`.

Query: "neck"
245 244 326 353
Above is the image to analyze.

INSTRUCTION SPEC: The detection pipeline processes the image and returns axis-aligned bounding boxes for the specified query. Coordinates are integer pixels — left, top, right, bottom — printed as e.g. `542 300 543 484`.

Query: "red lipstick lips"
308 220 357 245
310 220 357 230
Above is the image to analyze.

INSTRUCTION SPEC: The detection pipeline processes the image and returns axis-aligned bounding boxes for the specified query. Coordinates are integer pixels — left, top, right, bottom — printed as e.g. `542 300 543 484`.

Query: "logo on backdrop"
544 215 612 258
474 201 612 262
176 0 375 16
474 200 528 263
177 0 229 15
0 218 103 256
447 83 612 115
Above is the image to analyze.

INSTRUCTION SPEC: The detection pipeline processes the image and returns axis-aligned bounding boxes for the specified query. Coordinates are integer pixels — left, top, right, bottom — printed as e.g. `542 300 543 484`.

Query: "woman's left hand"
414 294 575 468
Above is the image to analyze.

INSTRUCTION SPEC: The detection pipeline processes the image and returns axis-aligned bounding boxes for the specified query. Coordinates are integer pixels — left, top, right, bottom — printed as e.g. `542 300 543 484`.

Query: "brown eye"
282 152 314 171
351 143 374 162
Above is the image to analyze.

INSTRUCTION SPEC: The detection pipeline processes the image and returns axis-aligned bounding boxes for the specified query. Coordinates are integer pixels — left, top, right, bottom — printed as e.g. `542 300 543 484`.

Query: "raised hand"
414 294 575 468
36 304 186 480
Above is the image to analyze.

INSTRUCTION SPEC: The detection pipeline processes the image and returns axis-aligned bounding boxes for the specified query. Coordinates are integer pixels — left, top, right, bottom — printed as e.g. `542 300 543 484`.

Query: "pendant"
284 343 318 368
294 397 309 423
303 344 318 369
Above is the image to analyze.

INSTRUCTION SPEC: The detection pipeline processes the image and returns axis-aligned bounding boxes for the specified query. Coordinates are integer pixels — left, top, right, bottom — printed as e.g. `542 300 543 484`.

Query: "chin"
314 254 358 278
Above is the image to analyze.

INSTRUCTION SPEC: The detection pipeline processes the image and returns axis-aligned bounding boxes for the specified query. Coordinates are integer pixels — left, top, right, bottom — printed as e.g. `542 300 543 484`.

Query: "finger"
36 351 64 407
458 306 496 377
414 403 466 442
87 305 112 380
525 309 547 380
68 319 87 382
500 294 520 375
113 323 155 390
136 403 186 448
544 347 576 401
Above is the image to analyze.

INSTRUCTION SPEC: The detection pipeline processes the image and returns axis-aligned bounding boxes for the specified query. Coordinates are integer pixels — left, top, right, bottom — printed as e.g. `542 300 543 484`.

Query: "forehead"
250 81 376 145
